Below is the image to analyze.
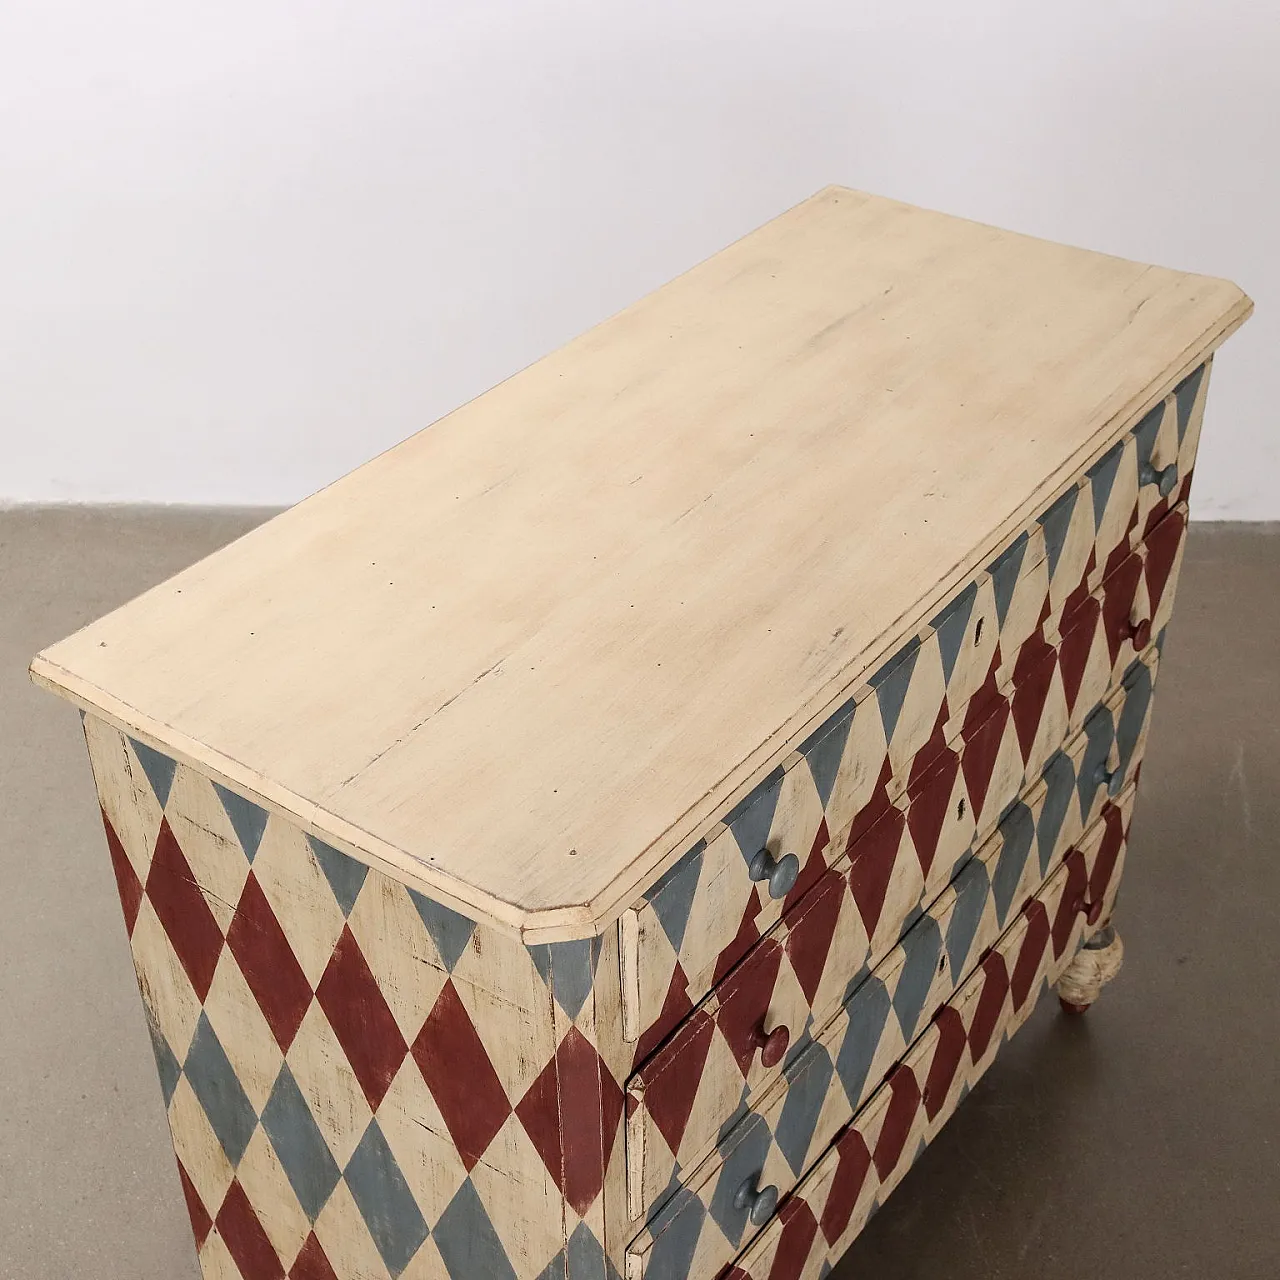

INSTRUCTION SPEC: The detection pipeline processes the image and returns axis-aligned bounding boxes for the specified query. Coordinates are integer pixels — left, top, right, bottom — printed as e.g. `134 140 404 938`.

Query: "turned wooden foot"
1056 924 1124 1014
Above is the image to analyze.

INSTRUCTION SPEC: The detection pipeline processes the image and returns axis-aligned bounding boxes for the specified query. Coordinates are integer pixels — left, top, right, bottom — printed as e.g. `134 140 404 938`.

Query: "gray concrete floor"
2 507 1278 1280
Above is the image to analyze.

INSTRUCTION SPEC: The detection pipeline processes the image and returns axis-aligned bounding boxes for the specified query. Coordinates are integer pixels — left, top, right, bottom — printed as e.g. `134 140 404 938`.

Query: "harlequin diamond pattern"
78 363 1208 1280
84 720 613 1280
624 640 1167 1208
629 484 1189 1062
627 667 1150 1219
630 799 1131 1280
726 861 1128 1280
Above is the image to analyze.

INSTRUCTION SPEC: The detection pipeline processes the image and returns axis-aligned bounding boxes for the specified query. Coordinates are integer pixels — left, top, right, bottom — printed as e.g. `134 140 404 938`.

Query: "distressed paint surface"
624 651 1159 1219
85 717 623 1280
72 363 1208 1280
621 362 1203 1051
628 797 1132 1280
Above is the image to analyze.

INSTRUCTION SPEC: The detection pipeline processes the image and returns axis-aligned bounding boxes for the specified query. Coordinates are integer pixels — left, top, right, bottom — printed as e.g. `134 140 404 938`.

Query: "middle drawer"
624 649 1158 1220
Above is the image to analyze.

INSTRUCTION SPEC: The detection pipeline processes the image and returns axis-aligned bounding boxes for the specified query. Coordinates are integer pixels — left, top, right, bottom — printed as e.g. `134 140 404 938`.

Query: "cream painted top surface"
31 187 1251 940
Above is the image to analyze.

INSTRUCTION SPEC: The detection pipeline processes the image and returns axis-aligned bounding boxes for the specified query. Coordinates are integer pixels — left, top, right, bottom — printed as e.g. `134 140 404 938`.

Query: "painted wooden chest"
32 188 1251 1280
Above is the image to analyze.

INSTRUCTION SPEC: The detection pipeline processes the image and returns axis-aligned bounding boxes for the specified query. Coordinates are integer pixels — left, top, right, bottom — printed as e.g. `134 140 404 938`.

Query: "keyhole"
974 617 985 646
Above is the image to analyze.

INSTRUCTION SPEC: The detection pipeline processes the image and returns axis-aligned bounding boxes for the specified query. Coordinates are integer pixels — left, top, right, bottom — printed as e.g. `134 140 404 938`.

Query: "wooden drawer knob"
1122 616 1153 650
733 1173 780 1227
1139 460 1178 497
1092 760 1124 798
748 848 800 899
751 1021 791 1069
1073 892 1104 926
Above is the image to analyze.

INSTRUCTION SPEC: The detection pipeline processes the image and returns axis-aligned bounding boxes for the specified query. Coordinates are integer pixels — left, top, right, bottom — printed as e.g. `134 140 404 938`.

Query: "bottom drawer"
626 785 1133 1279
719 815 1130 1280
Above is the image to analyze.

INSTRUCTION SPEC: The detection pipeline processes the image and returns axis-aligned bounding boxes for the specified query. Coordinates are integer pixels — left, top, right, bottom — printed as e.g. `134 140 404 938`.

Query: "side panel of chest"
80 716 625 1280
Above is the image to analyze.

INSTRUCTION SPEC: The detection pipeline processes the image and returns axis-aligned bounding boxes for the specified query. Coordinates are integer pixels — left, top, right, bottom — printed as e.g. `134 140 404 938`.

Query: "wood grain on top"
30 187 1251 939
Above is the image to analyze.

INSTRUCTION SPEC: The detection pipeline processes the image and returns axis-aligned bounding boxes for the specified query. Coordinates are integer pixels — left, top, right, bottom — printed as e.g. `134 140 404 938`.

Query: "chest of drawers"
32 188 1250 1280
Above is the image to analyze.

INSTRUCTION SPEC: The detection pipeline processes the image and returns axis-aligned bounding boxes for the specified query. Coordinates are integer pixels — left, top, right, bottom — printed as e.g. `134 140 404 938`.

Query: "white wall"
1 1 1275 515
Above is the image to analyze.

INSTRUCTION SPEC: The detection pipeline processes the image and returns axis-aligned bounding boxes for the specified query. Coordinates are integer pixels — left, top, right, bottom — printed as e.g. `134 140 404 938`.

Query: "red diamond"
1143 507 1185 613
227 873 313 1053
1011 651 1054 765
176 1159 212 1250
560 1027 624 1215
101 809 143 936
411 980 512 1171
906 747 960 879
922 1006 967 1121
1050 851 1090 959
843 758 894 855
1010 899 1052 1010
216 1180 284 1280
1112 502 1140 573
1101 554 1144 662
819 1128 873 1244
1060 550 1098 633
960 698 1011 819
145 818 225 1002
1141 495 1171 540
516 1026 623 1216
785 876 844 1007
1089 804 1127 904
637 1008 716 1158
871 1063 921 1179
634 964 695 1066
908 700 951 787
961 650 1003 735
967 952 1009 1063
315 925 407 1111
1057 602 1100 712
1012 626 1053 686
847 805 904 937
781 819 832 912
712 892 766 990
290 1233 339 1280
716 938 784 1077
514 1051 561 1191
767 1196 819 1280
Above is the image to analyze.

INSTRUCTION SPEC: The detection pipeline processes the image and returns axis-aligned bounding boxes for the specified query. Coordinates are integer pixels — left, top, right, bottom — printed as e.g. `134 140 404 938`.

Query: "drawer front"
626 786 1132 1279
624 648 1159 1219
622 360 1207 1057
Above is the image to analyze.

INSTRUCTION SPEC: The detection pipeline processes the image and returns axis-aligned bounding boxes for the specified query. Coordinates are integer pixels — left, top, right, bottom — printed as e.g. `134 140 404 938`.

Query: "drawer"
619 365 1205 1058
626 785 1133 1279
623 645 1159 1219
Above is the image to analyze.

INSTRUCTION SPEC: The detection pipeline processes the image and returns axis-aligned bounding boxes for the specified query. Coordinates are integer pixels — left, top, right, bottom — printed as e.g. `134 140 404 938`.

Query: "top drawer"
620 360 1206 1055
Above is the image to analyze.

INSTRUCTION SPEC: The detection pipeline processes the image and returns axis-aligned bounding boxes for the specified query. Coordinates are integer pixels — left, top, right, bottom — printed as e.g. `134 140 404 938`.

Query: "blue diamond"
344 1120 429 1276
